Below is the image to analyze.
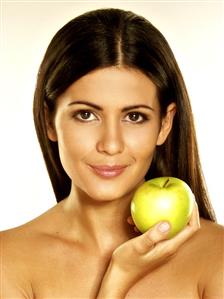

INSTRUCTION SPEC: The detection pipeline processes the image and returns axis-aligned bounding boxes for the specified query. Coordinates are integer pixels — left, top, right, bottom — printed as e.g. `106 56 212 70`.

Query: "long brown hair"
33 8 216 221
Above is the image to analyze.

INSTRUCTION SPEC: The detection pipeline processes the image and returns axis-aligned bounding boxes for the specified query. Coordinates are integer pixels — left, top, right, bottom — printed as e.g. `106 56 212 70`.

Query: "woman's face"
47 67 176 201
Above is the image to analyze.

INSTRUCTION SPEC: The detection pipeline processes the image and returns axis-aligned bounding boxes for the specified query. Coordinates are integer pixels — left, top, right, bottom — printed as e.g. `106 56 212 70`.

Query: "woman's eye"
124 112 148 123
73 110 97 122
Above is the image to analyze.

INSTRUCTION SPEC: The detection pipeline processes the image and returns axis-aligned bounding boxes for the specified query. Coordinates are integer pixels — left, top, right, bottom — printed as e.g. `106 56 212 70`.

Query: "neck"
62 184 137 255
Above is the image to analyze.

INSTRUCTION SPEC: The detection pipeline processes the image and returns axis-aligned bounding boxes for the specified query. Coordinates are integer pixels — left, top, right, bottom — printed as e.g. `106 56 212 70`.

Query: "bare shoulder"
196 218 224 298
180 218 223 258
197 218 223 256
1 204 57 253
0 204 59 299
1 225 37 298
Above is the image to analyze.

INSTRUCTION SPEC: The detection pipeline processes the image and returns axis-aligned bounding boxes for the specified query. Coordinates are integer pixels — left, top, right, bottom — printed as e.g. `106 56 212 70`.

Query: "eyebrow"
68 100 154 112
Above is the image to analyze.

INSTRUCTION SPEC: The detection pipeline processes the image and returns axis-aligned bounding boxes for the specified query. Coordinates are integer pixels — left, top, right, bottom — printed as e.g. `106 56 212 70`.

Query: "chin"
71 166 146 203
81 179 142 204
87 188 131 203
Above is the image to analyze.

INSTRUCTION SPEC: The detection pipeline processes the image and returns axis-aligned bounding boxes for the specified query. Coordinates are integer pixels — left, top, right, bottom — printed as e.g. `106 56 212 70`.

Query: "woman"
1 8 223 298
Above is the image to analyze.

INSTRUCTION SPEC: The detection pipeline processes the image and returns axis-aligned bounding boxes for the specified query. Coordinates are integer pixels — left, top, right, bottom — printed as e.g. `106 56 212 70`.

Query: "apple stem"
163 178 170 188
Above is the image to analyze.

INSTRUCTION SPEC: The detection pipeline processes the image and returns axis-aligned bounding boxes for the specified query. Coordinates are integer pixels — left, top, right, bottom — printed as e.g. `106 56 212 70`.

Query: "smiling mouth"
88 165 128 178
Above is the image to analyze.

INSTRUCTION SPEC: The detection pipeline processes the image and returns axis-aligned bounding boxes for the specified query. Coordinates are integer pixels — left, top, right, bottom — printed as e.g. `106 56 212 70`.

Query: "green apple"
131 177 195 238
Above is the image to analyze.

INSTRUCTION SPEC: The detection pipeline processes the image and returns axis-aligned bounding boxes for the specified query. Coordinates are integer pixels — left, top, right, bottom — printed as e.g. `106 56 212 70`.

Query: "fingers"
127 198 200 260
127 216 140 233
133 222 171 254
188 199 200 229
173 200 200 242
127 216 135 225
154 201 200 257
128 200 200 257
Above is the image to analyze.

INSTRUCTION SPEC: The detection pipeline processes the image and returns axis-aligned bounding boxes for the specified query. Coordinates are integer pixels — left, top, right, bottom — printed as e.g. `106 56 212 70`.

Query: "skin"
1 66 223 298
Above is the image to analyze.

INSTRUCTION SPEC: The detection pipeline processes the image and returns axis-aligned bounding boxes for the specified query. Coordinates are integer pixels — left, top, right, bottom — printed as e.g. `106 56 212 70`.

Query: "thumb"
133 222 171 255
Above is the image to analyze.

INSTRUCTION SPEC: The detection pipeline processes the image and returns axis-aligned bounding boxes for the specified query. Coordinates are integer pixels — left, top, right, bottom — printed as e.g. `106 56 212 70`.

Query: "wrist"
96 260 130 299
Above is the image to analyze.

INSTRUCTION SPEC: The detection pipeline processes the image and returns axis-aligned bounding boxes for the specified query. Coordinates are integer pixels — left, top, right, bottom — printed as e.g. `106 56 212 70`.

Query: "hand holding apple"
97 193 199 298
131 177 195 238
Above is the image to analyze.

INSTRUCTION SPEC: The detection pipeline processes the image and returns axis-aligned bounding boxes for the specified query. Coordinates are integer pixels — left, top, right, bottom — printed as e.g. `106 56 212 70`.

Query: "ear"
156 102 176 146
44 104 58 142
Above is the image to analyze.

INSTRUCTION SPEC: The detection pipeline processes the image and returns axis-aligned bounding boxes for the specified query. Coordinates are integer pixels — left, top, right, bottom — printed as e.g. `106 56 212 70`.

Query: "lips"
88 164 128 178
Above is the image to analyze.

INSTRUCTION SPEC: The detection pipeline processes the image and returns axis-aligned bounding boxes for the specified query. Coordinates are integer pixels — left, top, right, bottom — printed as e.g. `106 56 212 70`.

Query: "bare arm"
96 202 200 298
202 224 224 299
0 232 33 299
203 269 224 299
1 275 33 299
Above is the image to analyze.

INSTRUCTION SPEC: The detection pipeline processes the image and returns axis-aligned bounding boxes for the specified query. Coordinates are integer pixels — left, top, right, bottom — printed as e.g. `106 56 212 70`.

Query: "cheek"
125 124 160 160
123 124 160 180
55 122 96 177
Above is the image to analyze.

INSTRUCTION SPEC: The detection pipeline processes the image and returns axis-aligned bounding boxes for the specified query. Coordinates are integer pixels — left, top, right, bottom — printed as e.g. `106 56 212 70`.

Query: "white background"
0 0 223 230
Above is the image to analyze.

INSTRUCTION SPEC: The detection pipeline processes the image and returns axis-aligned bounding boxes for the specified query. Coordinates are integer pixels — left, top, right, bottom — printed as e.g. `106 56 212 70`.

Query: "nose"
96 119 124 155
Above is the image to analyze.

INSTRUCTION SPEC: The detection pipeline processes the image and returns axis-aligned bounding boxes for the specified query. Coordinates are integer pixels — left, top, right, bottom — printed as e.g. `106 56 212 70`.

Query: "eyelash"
72 110 149 124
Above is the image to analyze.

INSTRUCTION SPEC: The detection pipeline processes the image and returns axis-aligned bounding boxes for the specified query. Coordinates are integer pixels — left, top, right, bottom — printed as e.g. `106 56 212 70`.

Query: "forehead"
57 66 159 109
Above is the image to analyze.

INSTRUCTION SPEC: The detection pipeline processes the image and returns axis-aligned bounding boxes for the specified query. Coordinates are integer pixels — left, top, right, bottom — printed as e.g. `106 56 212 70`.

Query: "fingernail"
158 222 170 233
